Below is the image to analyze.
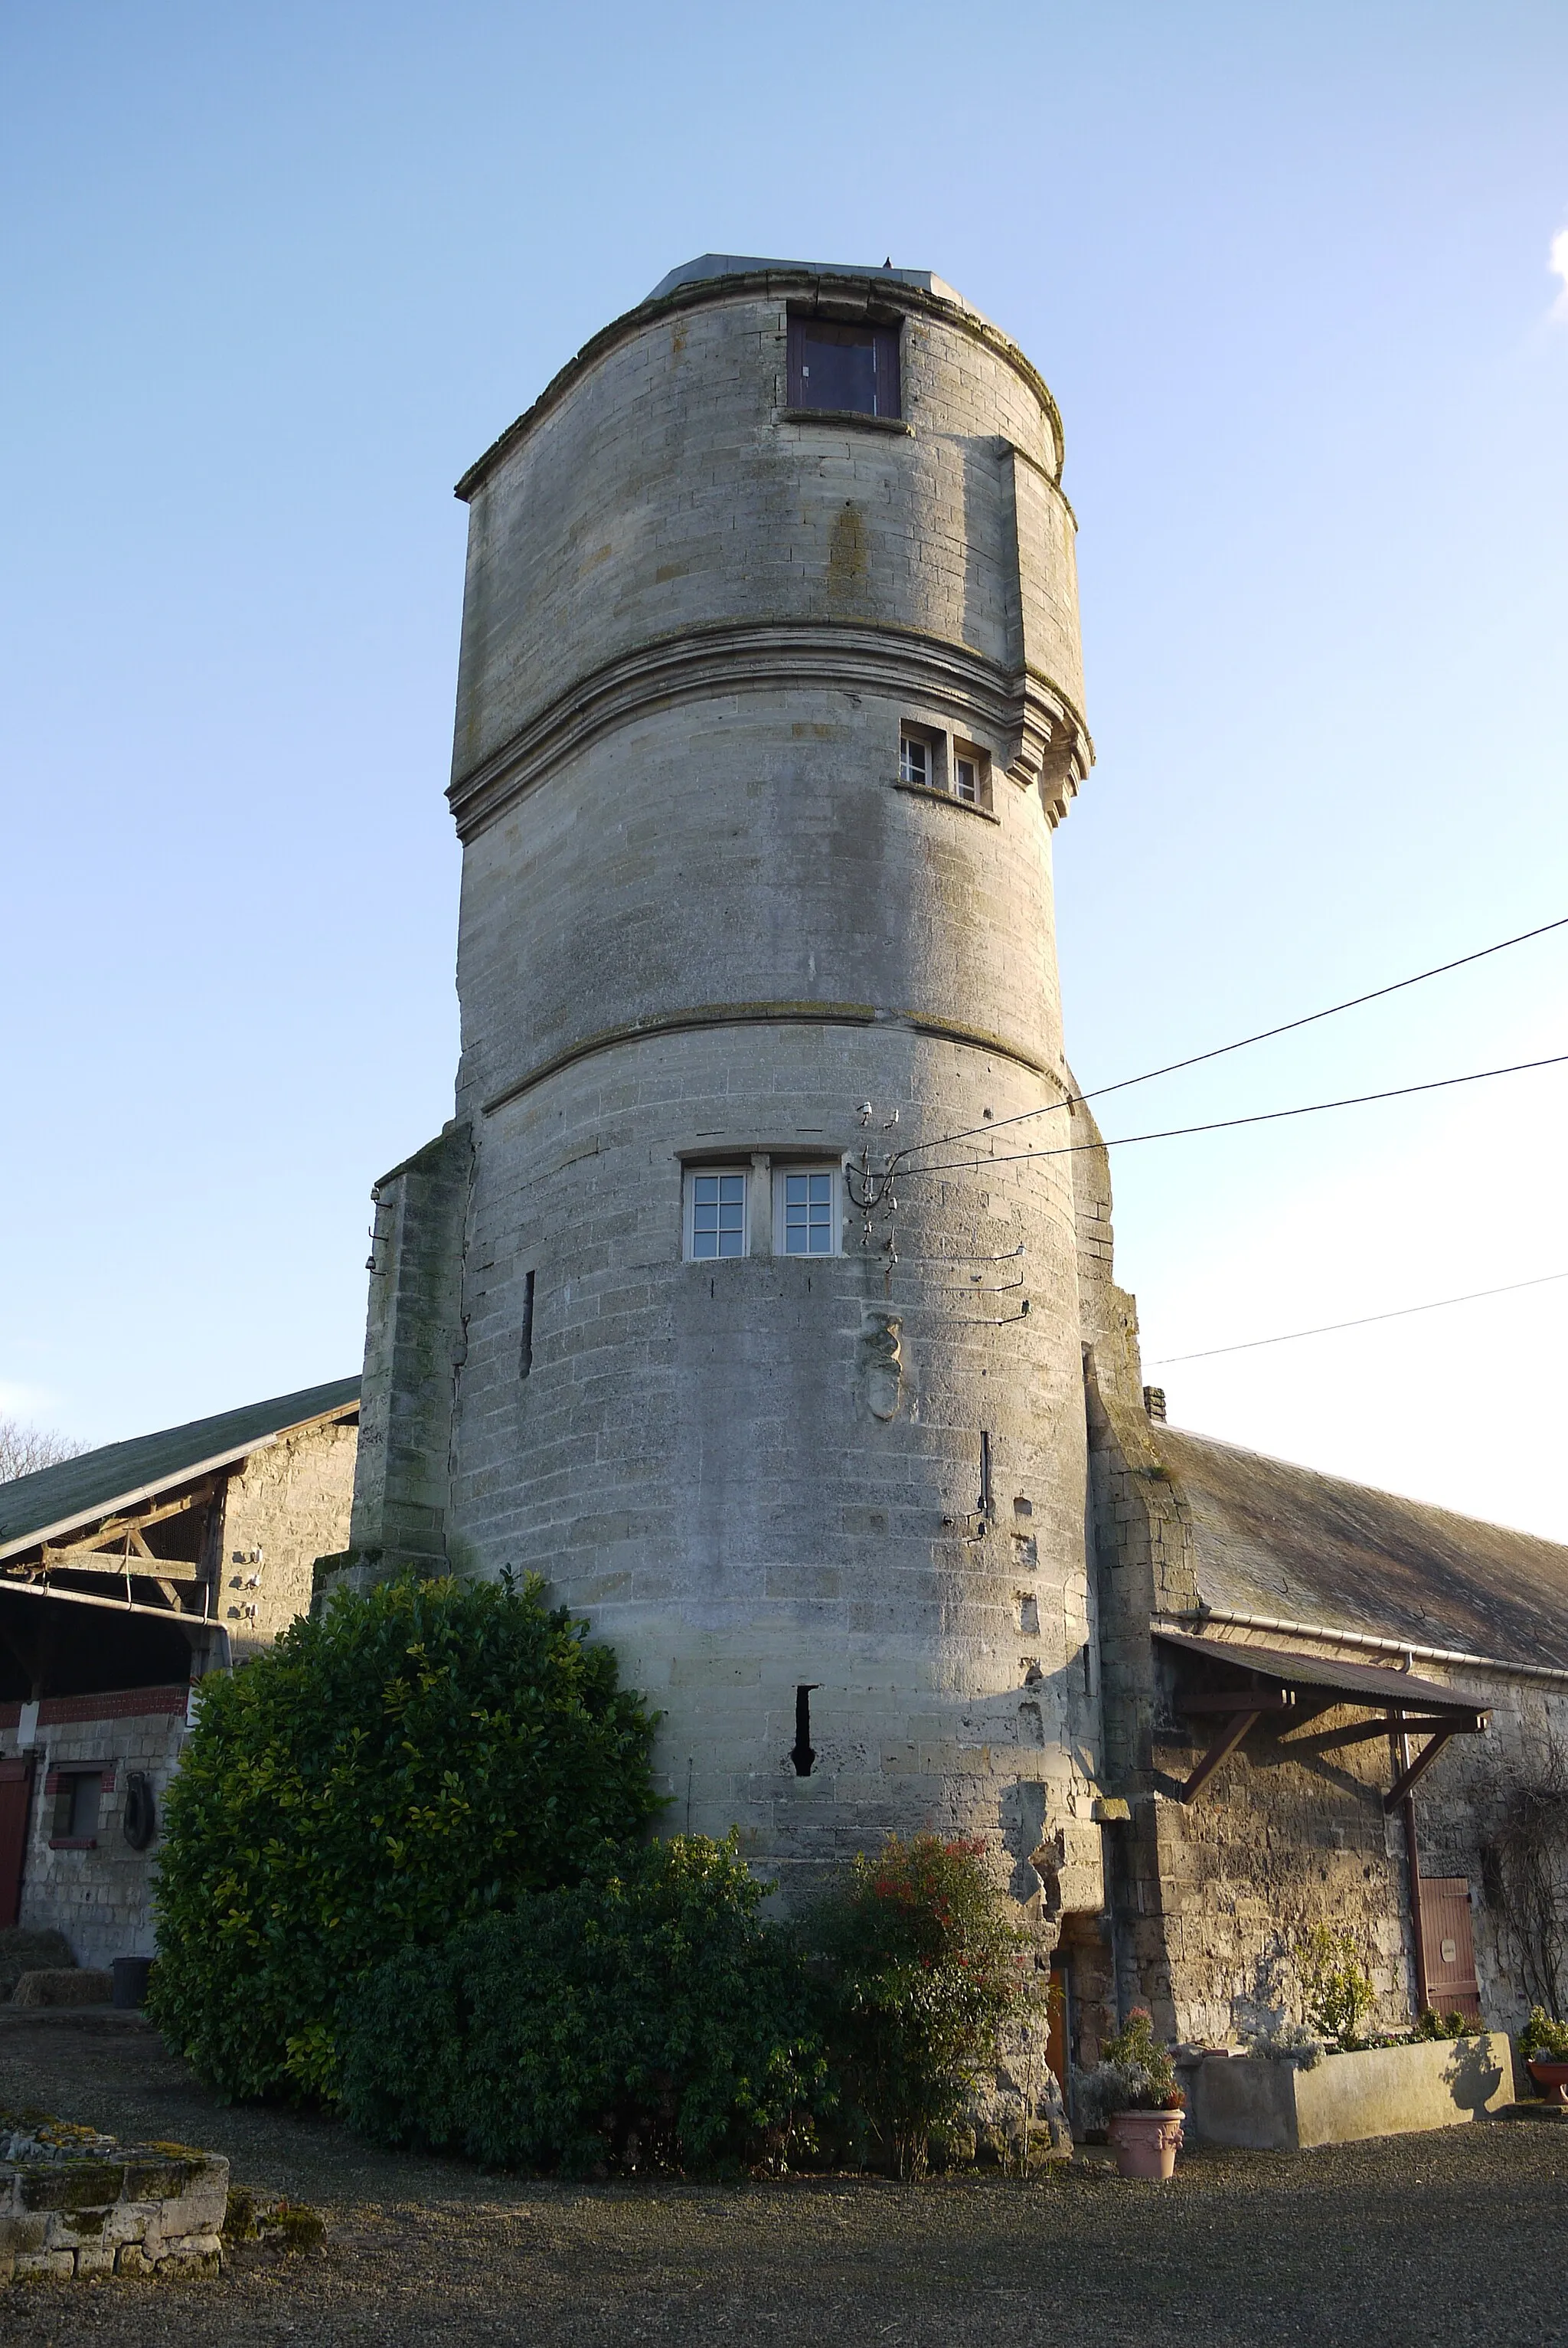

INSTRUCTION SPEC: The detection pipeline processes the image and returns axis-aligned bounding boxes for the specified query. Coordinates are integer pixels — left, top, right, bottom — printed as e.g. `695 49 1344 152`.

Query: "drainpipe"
1394 1706 1429 2016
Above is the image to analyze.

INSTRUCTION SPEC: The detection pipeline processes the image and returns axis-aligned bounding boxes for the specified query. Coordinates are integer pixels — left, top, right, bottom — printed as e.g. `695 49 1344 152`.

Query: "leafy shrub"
1298 1926 1376 2052
340 1834 825 2175
1414 2007 1479 2042
812 1834 1026 2180
1239 2016 1323 2068
148 1571 658 2100
1518 2006 1568 2062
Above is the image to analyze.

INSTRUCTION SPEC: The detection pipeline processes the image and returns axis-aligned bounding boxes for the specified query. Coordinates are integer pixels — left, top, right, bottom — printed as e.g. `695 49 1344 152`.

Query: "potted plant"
1086 2009 1185 2180
1518 2008 1568 2104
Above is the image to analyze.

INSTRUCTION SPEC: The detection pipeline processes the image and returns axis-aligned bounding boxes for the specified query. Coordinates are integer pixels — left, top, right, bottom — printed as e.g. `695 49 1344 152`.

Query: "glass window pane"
799 324 877 413
808 1174 831 1202
717 1228 743 1257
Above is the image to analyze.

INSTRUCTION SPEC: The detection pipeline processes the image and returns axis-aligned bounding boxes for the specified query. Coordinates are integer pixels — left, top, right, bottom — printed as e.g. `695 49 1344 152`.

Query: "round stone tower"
353 255 1102 1902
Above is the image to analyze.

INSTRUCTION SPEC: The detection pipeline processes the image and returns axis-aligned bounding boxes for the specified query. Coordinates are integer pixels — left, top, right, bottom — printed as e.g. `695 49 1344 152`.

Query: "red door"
1420 1876 1481 2019
0 1758 34 1929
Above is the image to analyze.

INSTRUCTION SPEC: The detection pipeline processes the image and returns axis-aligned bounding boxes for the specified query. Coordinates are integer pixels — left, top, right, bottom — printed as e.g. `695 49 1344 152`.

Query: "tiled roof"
0 1378 360 1559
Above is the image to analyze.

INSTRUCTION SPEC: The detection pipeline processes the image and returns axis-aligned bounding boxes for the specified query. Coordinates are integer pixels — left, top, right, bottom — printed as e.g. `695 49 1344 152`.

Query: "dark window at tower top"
788 317 901 417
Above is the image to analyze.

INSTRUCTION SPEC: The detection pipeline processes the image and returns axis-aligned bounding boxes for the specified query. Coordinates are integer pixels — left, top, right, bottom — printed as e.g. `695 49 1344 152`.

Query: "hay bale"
10 1967 113 2008
0 1928 75 2000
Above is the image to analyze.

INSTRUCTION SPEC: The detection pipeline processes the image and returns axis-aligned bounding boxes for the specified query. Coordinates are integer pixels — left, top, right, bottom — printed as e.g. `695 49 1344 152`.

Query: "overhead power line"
896 911 1568 1168
1146 1270 1568 1366
898 1049 1568 1179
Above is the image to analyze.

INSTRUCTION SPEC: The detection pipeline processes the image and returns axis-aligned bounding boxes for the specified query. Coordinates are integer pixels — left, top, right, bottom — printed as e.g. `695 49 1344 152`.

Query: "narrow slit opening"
519 1269 535 1379
790 1684 818 1777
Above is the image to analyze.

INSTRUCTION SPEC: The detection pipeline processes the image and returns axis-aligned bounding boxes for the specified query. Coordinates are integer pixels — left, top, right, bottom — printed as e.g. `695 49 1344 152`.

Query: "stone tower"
351 255 1105 1905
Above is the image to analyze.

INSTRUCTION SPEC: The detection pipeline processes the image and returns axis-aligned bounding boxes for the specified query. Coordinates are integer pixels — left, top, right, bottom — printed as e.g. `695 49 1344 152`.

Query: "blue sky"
3 2 1566 1534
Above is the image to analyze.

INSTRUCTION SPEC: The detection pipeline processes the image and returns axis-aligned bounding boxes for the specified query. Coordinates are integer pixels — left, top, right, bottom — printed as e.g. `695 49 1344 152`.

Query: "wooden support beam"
1384 1726 1468 1813
1181 1709 1264 1804
1182 1688 1296 1715
34 1552 203 1579
1284 1712 1479 1753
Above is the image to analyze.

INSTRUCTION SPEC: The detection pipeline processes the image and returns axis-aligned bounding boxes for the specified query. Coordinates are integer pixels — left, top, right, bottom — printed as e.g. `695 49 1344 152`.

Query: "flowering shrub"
812 1834 1027 2179
148 1571 658 2101
1073 2007 1184 2127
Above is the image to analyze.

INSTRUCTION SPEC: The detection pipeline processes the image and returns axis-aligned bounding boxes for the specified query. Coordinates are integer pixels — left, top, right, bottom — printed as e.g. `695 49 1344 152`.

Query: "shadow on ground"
4 2011 1567 2346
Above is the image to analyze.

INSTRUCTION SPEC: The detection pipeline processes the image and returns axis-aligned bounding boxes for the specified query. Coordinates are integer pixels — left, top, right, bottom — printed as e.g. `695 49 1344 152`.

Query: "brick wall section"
13 1689 188 1967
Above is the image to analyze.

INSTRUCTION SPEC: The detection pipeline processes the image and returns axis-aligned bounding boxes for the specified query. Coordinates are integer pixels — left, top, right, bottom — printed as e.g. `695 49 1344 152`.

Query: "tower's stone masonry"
353 258 1104 1905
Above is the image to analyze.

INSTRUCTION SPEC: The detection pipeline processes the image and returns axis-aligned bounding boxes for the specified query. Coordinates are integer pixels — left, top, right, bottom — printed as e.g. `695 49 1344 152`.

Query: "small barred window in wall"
689 1171 747 1259
779 1169 838 1255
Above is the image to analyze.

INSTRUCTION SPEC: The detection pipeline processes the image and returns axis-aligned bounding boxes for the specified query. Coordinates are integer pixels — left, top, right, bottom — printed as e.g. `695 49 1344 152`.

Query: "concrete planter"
1184 2032 1514 2152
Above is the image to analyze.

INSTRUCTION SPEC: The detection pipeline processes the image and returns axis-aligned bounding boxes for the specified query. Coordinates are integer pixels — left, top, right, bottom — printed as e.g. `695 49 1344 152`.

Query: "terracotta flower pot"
1107 2108 1184 2180
1527 2059 1568 2107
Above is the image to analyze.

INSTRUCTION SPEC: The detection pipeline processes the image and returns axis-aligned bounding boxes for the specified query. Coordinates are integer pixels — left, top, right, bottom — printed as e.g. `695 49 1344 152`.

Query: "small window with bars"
776 1167 840 1256
686 1169 749 1260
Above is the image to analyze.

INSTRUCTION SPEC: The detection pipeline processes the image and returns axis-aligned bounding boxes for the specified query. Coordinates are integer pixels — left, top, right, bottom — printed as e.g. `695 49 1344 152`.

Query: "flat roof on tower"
645 254 979 314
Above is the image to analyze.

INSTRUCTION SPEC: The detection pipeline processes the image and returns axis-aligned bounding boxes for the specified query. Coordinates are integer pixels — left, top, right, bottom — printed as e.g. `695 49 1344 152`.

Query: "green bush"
1298 1925 1376 2052
339 1834 826 2175
1414 2006 1478 2042
813 1833 1026 2179
1518 2006 1568 2062
1096 2007 1184 2108
148 1571 658 2101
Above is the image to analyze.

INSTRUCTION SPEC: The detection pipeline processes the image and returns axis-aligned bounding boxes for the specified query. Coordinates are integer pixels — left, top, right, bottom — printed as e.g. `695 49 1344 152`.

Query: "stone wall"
349 260 1107 1906
0 2117 227 2281
216 1416 358 1654
4 1687 186 1969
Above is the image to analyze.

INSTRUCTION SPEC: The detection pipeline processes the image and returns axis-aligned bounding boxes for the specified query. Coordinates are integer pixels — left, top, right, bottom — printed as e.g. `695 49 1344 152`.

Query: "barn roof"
1152 1426 1568 1673
0 1378 361 1563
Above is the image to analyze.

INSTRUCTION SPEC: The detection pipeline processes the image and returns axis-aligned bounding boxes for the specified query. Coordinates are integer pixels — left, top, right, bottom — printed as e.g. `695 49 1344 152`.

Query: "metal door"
1419 1876 1481 2019
0 1758 33 1930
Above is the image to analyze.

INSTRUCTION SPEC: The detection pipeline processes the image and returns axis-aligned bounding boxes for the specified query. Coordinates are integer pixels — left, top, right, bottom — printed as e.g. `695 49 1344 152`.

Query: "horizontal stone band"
481 1000 1073 1119
448 616 1091 842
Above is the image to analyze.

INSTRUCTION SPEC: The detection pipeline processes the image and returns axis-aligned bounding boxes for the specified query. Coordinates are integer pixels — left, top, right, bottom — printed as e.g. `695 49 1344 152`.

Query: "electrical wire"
897 1049 1568 1179
1145 1270 1568 1366
894 912 1568 1168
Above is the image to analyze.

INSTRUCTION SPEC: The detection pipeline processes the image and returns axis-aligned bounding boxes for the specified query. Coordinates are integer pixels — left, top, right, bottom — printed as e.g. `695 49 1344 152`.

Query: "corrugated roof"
1152 1426 1568 1673
0 1378 361 1559
1153 1628 1488 1715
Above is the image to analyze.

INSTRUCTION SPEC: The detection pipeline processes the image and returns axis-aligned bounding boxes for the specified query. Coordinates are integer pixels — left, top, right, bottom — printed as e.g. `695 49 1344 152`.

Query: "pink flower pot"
1527 2059 1568 2107
1108 2108 1184 2180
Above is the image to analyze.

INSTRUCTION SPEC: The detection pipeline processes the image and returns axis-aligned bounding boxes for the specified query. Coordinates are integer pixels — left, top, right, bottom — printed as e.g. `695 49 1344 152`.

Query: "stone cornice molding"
454 270 1067 502
447 618 1093 842
479 1002 1074 1121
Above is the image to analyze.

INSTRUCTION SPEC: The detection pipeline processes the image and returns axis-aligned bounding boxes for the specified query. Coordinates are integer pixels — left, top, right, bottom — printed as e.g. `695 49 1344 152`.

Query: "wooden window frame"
787 314 903 419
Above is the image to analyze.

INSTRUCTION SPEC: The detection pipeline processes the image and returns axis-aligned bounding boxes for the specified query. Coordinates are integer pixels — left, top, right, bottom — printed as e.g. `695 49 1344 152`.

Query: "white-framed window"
899 724 945 793
953 741 992 809
685 1167 749 1260
775 1165 841 1256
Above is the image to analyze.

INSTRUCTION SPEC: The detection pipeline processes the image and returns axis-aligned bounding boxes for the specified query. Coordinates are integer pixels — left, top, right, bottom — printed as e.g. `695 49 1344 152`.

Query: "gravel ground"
4 2010 1566 2347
